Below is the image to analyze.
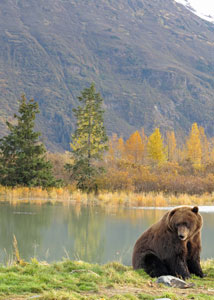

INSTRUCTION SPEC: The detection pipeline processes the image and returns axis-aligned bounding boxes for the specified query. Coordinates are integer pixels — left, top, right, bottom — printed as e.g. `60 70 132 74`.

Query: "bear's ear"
192 206 199 214
169 209 176 218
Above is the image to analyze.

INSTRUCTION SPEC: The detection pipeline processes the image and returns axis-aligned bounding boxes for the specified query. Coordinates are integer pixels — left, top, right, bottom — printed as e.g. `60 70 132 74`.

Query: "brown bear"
132 206 204 279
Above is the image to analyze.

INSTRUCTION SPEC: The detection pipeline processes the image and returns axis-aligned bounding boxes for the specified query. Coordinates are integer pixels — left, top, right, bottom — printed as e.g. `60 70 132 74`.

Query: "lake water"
0 202 213 265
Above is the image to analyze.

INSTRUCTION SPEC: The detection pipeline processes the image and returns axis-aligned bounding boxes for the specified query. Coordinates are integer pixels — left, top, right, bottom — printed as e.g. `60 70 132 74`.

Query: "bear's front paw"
182 273 191 280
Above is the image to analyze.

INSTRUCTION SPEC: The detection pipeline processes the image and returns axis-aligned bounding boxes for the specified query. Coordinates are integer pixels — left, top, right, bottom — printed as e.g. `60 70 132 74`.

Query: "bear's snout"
178 234 185 240
177 226 189 241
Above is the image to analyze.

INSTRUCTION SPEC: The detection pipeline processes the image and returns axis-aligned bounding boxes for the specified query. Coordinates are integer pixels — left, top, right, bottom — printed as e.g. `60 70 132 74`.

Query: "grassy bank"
1 186 214 207
0 259 214 300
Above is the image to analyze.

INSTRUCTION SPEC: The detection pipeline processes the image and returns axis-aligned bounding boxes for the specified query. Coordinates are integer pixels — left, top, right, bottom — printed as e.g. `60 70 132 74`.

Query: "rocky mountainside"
0 0 214 151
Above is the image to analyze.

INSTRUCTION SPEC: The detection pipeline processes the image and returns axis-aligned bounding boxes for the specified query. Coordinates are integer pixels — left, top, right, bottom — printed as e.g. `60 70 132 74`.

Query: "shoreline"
1 186 214 207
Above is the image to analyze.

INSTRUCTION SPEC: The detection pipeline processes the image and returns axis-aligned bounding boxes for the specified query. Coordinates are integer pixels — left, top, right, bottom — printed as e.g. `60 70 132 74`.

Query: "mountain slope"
0 0 214 150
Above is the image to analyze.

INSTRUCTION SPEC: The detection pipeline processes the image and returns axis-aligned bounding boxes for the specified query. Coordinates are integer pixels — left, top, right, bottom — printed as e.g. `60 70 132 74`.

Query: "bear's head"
167 206 202 241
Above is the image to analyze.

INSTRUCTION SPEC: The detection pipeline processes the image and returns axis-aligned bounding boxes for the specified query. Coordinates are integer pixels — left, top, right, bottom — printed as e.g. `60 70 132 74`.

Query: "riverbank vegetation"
0 258 214 299
1 186 214 207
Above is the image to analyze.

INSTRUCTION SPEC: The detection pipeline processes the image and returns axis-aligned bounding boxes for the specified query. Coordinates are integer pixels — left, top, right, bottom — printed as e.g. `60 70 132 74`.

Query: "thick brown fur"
132 206 204 279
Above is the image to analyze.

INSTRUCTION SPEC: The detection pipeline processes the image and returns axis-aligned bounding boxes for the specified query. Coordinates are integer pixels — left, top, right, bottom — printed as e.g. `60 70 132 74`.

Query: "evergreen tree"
0 95 60 187
66 83 108 192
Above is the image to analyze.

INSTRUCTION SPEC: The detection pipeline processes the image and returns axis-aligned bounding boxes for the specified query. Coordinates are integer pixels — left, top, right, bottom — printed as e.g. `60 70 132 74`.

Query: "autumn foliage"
96 123 214 195
47 123 214 195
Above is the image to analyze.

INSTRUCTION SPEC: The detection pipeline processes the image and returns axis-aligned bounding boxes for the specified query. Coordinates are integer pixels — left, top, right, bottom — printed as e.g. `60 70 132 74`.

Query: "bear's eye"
175 222 189 228
180 222 190 228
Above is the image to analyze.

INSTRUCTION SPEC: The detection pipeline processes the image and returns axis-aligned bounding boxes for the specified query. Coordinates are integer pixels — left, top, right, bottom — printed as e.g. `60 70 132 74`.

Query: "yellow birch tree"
210 140 214 163
107 134 126 162
166 130 177 162
147 128 166 164
186 123 202 169
141 128 148 163
117 137 126 159
125 130 144 163
199 126 209 164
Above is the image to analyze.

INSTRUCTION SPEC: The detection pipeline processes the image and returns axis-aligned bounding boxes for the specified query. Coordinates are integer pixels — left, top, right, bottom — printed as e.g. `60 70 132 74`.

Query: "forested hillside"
0 0 214 151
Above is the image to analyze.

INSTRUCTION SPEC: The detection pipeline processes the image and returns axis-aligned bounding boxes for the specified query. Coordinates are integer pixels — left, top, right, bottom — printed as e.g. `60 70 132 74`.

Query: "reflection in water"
67 205 105 263
0 202 213 265
0 203 52 263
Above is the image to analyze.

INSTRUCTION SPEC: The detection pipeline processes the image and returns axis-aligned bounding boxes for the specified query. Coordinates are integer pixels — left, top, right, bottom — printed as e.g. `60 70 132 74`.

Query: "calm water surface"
0 202 213 265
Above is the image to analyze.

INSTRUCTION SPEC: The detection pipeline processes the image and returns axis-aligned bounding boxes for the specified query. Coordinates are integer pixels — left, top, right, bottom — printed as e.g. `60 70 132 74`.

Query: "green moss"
0 260 213 299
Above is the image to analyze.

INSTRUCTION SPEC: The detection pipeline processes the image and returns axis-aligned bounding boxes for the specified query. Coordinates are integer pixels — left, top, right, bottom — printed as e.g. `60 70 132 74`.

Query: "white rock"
156 275 195 288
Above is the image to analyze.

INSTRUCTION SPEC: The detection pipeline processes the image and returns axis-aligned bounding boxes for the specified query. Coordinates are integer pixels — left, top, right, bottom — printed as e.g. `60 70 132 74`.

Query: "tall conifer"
0 95 60 187
66 83 108 192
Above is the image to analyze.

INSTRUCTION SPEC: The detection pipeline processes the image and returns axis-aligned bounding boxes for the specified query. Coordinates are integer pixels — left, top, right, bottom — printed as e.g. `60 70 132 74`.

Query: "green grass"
0 259 214 299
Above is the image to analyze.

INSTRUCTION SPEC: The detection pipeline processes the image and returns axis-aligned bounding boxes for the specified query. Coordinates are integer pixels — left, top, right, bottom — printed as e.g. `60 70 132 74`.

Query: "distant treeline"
48 122 214 195
2 93 214 195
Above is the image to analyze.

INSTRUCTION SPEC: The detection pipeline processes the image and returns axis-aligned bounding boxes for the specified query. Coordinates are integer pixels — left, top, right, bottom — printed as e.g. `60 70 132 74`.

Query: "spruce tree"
66 83 108 192
0 95 60 187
